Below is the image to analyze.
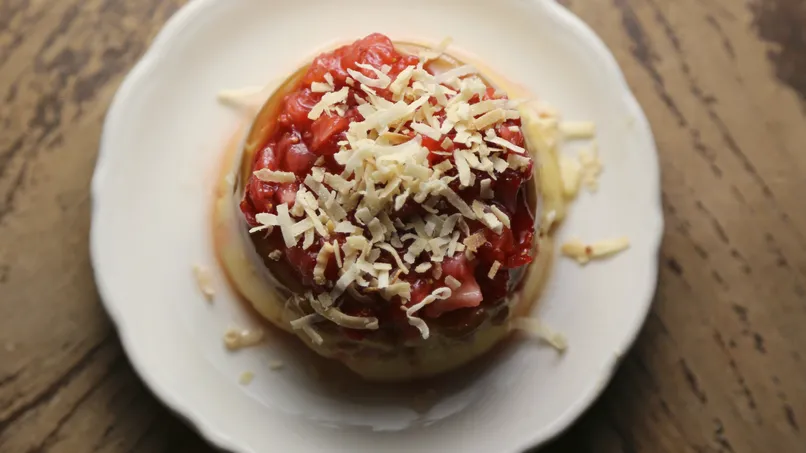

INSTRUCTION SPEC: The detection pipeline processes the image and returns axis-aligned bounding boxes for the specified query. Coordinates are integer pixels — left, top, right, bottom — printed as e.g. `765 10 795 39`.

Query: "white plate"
91 0 662 451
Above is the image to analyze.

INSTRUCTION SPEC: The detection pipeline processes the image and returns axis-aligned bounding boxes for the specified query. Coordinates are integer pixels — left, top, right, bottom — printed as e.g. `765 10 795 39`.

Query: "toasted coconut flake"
415 262 433 273
254 169 296 183
473 109 507 130
559 121 596 140
487 261 502 279
561 237 630 265
290 314 324 345
463 232 486 253
445 275 462 289
511 317 568 351
313 299 380 330
223 327 265 350
192 265 215 300
405 287 452 339
239 371 255 385
311 81 334 93
560 155 583 198
378 243 410 274
489 205 511 229
308 87 349 120
313 243 334 285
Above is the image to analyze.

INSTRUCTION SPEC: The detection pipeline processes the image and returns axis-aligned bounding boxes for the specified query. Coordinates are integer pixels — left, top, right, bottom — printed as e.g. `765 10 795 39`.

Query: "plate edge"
89 0 665 452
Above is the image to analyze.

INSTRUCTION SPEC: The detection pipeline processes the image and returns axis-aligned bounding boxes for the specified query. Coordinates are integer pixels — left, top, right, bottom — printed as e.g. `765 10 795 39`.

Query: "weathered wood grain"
0 0 804 452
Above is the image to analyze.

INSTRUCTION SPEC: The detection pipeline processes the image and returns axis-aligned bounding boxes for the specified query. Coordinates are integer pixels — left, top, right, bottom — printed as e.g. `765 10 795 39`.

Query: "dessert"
214 34 560 380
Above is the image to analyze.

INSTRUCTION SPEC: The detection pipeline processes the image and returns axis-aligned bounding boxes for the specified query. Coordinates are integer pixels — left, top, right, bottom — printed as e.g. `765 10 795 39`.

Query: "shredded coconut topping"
192 265 215 301
511 317 568 351
239 371 255 385
561 237 630 265
223 327 265 350
245 38 537 341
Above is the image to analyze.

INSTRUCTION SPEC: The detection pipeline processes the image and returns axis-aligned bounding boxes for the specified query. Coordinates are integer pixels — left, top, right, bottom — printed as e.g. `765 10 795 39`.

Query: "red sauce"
239 34 535 339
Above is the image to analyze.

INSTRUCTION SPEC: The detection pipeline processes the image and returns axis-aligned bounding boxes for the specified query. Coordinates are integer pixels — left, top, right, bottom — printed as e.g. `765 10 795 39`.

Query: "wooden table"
1 0 804 451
